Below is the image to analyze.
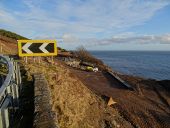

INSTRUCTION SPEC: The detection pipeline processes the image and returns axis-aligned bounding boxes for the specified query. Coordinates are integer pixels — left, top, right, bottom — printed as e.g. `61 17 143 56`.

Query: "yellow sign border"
17 40 57 57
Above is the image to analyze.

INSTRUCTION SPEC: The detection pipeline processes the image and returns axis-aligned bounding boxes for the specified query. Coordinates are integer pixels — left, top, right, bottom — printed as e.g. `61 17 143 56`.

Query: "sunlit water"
90 51 170 80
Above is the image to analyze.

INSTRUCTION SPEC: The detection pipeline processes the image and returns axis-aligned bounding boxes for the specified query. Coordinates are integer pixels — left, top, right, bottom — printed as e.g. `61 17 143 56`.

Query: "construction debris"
61 57 99 72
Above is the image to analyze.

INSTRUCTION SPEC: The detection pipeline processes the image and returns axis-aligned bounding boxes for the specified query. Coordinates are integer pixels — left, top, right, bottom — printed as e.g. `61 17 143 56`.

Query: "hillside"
0 29 28 54
0 29 72 56
0 29 28 40
1 29 170 128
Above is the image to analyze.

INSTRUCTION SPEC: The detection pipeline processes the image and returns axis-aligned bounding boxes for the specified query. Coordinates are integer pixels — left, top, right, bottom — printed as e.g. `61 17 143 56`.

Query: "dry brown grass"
23 59 122 128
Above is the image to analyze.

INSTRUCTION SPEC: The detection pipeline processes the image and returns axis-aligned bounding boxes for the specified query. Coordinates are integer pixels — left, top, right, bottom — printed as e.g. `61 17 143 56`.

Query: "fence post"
0 45 2 53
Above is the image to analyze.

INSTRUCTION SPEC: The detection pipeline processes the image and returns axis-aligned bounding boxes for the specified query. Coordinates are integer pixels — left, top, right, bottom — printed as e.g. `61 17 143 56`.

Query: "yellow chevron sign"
17 40 57 56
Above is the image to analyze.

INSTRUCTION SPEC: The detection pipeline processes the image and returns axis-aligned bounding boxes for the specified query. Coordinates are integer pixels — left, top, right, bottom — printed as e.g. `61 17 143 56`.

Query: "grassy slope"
0 29 28 40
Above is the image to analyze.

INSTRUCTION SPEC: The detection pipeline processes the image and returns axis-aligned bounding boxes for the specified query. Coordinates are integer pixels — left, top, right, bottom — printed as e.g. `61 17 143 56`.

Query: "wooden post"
33 57 36 63
24 57 28 64
51 56 54 65
26 57 28 64
0 44 2 53
38 57 41 64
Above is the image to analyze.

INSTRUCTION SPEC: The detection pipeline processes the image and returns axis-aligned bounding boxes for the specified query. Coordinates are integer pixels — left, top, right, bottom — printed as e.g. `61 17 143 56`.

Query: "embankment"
23 58 132 128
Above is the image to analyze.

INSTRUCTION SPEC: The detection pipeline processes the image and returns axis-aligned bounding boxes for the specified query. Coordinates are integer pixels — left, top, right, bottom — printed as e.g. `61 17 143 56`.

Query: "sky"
0 0 170 51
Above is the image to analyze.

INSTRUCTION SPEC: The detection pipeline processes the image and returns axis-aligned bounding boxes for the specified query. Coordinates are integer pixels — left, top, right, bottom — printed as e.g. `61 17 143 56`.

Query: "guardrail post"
0 96 11 128
12 83 19 108
17 64 22 94
0 55 22 127
0 108 10 128
0 110 3 128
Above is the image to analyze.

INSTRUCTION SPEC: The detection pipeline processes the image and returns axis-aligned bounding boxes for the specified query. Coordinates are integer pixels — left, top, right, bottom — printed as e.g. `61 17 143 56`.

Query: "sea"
90 51 170 80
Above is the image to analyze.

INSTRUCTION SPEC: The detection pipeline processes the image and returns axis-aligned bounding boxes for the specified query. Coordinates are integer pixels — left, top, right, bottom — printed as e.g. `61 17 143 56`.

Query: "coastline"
90 50 170 80
1 35 170 127
57 51 170 128
21 48 170 128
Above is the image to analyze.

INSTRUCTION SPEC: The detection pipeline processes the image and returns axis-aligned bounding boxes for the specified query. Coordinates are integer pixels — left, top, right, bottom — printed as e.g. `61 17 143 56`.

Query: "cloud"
96 34 170 45
0 9 17 25
60 33 170 48
156 34 170 44
0 0 169 38
62 34 80 43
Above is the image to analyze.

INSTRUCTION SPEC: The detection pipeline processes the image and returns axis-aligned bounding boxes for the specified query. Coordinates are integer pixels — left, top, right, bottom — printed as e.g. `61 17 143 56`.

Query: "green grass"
0 29 28 40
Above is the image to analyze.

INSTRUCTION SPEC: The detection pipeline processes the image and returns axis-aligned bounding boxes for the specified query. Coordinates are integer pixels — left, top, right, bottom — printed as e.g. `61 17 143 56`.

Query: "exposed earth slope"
1 30 170 128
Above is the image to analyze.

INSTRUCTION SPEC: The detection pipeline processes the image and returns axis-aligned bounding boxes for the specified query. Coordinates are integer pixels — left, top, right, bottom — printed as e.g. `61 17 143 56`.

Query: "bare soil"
0 35 18 54
70 67 170 128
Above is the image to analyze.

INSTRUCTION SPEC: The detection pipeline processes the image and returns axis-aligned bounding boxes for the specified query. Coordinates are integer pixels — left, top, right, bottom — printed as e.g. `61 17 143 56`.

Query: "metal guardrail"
0 55 21 128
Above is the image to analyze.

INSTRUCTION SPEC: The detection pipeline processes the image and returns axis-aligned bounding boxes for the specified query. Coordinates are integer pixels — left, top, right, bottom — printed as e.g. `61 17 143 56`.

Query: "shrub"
74 46 104 67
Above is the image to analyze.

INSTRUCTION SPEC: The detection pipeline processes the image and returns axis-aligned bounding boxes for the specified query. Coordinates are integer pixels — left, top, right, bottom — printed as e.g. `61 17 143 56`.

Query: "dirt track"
70 68 170 128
